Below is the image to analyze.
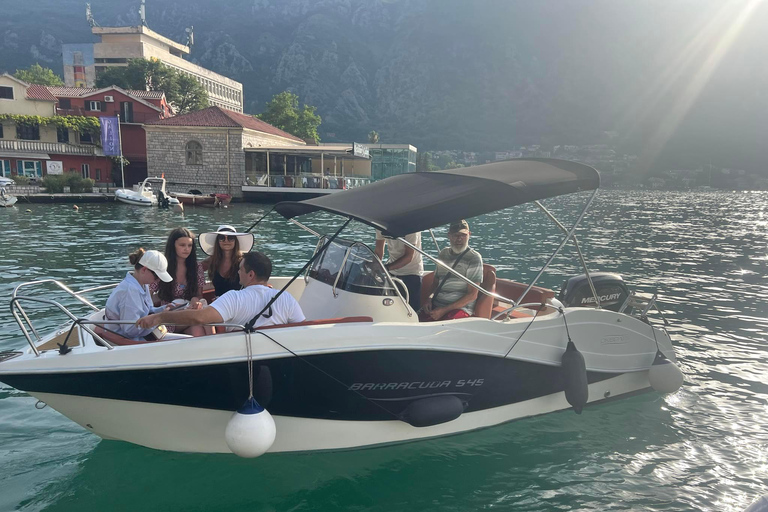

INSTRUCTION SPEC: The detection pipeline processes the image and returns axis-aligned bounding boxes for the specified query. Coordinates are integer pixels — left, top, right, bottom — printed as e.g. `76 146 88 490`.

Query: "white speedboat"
0 159 683 456
114 177 180 208
0 180 17 207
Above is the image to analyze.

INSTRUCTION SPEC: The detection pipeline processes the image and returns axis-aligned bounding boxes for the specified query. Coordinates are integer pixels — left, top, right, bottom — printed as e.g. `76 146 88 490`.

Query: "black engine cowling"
558 272 630 312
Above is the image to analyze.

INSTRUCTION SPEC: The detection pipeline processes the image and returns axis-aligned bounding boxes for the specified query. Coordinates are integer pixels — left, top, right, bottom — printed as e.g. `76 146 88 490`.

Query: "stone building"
143 106 305 198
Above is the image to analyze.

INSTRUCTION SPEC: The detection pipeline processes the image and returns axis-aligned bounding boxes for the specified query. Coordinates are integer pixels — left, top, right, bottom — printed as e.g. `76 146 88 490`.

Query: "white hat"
199 224 255 256
139 250 173 282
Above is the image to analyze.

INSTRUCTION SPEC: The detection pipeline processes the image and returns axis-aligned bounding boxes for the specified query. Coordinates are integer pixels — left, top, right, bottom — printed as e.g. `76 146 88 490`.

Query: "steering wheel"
358 261 385 287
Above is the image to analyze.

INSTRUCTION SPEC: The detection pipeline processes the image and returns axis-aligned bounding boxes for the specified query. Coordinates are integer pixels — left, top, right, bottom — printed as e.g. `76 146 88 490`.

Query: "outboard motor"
157 190 170 209
559 272 630 312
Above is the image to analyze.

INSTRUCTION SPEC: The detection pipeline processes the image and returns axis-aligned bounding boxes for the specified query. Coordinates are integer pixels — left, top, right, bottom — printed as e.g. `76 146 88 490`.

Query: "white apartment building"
62 25 243 113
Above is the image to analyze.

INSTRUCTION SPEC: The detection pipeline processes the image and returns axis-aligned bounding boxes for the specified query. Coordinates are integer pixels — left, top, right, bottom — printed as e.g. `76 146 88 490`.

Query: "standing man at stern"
375 229 423 312
421 220 483 321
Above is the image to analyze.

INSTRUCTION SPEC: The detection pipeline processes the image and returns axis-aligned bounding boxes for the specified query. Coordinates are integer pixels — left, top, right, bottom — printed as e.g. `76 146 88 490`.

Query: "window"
95 169 102 181
0 86 13 100
17 160 42 178
80 132 93 144
120 101 134 123
81 164 90 179
59 98 71 109
0 123 3 138
16 123 40 140
186 141 203 165
88 100 102 111
1 160 10 177
57 127 69 143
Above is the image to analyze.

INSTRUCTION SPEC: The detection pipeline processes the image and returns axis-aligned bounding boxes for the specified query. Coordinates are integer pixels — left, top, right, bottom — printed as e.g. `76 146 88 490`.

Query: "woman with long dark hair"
200 225 254 298
151 227 206 335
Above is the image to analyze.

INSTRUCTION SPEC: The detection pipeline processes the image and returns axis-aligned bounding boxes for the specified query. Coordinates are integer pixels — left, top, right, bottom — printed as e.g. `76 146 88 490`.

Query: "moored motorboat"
0 159 683 456
115 177 180 208
172 192 231 207
0 181 18 208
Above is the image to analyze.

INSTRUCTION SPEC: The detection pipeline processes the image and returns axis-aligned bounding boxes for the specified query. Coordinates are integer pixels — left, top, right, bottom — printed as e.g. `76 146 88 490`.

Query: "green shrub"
42 174 65 193
12 175 30 186
42 173 94 193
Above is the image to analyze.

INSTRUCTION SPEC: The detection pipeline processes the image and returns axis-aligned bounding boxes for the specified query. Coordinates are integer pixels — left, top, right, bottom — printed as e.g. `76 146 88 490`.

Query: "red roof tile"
146 106 305 143
26 84 57 102
46 86 166 100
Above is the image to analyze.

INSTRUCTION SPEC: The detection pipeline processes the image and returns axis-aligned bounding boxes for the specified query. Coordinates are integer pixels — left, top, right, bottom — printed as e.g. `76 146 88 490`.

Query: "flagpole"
117 113 125 190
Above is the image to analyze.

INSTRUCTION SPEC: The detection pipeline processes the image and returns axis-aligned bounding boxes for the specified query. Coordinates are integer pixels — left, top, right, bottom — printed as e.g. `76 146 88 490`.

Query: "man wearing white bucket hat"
200 225 255 298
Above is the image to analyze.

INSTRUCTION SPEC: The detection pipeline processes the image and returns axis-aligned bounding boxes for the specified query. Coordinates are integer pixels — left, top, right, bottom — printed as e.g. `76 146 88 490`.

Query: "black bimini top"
274 158 599 238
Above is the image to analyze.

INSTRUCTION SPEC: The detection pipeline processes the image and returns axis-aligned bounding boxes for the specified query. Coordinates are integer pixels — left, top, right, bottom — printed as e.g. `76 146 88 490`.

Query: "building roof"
25 84 58 102
46 86 166 100
145 106 305 143
0 74 57 102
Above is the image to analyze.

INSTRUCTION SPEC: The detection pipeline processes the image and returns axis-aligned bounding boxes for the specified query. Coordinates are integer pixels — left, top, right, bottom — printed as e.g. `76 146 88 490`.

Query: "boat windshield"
309 236 398 297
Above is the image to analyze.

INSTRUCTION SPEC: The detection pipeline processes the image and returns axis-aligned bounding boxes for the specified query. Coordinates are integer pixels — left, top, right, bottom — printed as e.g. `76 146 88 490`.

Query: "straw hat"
199 225 254 255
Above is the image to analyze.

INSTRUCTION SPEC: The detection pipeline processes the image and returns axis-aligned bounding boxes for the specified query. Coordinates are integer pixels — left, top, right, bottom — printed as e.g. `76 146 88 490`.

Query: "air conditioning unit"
104 95 114 102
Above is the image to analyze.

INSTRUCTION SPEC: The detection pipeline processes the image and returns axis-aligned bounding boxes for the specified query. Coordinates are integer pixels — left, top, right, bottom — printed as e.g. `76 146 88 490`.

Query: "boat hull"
25 371 650 453
0 308 677 454
115 189 156 206
0 196 17 207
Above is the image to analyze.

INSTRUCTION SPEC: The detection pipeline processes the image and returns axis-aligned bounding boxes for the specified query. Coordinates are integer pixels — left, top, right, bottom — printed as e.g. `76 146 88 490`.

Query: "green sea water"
1 190 767 511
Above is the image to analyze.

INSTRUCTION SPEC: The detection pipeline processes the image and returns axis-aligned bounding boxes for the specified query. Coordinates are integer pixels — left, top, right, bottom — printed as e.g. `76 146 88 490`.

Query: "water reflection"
1 191 768 511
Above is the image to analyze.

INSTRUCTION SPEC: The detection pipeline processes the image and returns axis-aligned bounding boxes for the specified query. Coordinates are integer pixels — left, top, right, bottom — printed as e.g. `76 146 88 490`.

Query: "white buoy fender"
648 351 684 394
561 340 589 414
224 397 276 458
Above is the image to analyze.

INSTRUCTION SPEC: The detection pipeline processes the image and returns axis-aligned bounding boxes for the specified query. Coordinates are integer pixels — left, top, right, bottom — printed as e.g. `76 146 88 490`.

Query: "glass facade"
369 146 417 181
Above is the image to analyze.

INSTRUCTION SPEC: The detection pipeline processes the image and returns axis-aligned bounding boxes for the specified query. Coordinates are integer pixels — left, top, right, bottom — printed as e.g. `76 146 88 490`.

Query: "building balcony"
56 108 163 124
0 139 104 156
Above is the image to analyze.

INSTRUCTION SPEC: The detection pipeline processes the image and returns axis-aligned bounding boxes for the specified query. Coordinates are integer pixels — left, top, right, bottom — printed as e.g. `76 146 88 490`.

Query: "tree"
368 130 380 144
416 152 438 172
94 58 207 114
258 91 321 142
14 64 63 86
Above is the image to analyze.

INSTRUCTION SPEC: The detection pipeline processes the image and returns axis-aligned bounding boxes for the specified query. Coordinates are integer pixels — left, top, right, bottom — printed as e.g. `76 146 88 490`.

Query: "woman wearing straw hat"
200 225 255 298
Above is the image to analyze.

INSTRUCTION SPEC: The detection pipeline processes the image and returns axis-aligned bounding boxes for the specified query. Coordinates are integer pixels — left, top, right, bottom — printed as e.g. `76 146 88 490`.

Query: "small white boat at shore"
0 179 17 207
115 177 180 208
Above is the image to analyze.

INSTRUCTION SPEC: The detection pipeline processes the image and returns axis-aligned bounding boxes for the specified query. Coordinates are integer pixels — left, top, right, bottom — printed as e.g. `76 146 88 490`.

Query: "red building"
47 86 172 185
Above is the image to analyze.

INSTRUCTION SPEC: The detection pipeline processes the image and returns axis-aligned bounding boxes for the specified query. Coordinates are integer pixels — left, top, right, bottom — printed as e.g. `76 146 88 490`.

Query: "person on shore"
375 230 423 312
200 225 254 298
150 227 207 336
421 219 483 321
105 248 173 341
137 251 304 332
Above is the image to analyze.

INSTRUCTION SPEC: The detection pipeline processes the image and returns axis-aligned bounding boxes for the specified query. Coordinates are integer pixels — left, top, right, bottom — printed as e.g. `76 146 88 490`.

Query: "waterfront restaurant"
242 142 372 201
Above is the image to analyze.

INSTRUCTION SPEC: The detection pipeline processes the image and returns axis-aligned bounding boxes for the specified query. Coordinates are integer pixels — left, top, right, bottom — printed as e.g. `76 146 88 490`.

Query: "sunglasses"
217 235 235 242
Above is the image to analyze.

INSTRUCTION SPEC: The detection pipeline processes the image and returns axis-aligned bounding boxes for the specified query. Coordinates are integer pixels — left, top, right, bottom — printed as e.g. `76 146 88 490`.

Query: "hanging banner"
99 116 120 156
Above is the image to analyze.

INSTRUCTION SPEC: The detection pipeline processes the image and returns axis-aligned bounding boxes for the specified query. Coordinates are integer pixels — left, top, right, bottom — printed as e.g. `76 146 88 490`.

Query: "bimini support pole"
516 189 598 304
534 200 601 309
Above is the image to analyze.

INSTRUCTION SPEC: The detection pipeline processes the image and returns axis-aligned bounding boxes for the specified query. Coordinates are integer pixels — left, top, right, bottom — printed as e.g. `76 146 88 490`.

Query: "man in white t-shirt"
137 251 304 332
375 230 423 311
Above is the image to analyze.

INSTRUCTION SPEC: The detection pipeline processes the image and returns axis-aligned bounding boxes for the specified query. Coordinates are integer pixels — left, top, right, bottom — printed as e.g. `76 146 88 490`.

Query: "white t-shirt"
211 284 305 330
375 230 423 277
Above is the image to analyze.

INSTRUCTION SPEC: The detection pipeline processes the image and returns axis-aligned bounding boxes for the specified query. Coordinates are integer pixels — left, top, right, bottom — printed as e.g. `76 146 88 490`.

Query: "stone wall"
145 128 245 198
